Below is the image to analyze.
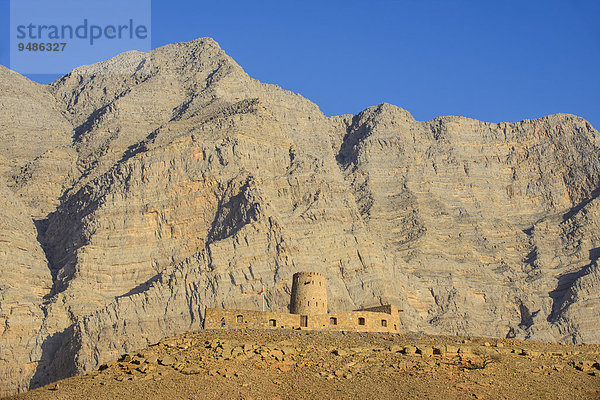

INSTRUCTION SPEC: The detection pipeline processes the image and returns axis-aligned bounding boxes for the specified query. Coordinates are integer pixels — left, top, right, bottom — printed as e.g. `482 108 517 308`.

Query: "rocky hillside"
7 330 600 400
0 37 599 396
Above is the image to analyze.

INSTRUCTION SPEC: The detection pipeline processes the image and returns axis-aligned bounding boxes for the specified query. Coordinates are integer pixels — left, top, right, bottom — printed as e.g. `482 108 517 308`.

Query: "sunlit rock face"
0 37 599 395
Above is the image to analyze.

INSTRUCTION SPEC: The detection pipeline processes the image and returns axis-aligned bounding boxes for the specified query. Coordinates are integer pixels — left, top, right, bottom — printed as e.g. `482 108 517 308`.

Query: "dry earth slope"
0 37 599 396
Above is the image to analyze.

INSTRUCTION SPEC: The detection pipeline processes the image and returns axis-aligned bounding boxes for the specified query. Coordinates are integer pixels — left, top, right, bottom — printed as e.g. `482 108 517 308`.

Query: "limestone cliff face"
0 37 599 395
336 104 600 340
0 66 77 220
0 183 52 395
0 66 76 396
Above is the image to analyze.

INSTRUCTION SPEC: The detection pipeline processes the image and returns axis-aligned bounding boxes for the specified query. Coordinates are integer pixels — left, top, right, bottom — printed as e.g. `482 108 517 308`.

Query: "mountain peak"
2 36 600 398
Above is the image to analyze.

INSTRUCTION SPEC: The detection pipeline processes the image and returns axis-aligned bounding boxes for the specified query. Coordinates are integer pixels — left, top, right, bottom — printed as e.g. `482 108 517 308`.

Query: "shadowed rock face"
0 37 599 395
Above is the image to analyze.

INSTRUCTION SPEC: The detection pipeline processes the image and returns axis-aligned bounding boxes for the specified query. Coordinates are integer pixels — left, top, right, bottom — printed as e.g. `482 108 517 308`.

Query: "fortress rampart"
204 272 402 333
204 306 401 332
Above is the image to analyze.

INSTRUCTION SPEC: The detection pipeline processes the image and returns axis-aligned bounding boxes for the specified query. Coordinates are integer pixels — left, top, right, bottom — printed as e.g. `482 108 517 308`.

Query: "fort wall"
204 272 402 333
204 305 401 333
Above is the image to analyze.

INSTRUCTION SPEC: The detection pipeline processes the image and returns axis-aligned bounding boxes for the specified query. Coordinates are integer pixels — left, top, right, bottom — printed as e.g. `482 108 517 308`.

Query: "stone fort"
204 272 401 332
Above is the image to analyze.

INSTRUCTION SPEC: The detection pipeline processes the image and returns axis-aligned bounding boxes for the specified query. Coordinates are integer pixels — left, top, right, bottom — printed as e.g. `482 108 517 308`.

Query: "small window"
358 317 365 326
316 302 318 306
236 315 243 323
269 319 277 327
308 301 310 306
394 324 397 330
330 317 337 325
381 319 387 327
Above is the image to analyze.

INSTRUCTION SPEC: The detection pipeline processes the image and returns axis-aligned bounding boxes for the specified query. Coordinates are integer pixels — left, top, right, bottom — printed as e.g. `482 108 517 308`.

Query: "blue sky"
1 0 599 128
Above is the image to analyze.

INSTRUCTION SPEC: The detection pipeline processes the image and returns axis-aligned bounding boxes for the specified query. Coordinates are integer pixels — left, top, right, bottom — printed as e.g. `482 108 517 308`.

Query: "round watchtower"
290 272 327 315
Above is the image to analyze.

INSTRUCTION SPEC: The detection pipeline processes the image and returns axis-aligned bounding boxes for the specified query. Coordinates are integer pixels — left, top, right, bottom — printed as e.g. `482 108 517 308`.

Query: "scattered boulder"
181 366 204 375
158 356 176 366
445 345 459 354
332 349 349 357
146 355 159 364
389 345 404 353
520 349 540 357
280 346 297 356
272 349 285 360
417 346 434 357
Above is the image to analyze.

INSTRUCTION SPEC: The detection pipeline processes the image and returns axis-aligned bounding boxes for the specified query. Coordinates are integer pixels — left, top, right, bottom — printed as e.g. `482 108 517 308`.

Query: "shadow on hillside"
116 273 161 299
28 326 76 390
547 247 599 322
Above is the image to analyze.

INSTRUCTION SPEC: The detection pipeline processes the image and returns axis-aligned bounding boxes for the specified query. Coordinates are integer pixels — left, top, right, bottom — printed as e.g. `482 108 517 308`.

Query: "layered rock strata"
0 37 599 395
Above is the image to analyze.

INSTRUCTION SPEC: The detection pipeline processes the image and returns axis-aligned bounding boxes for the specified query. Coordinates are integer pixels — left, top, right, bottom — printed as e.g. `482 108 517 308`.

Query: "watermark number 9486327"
17 42 67 52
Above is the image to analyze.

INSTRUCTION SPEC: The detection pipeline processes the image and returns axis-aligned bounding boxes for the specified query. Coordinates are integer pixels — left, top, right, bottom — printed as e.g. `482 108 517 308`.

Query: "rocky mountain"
0 37 599 396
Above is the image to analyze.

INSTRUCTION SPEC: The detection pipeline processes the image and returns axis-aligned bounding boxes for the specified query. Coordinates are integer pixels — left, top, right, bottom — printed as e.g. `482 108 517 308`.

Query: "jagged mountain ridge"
0 37 599 396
